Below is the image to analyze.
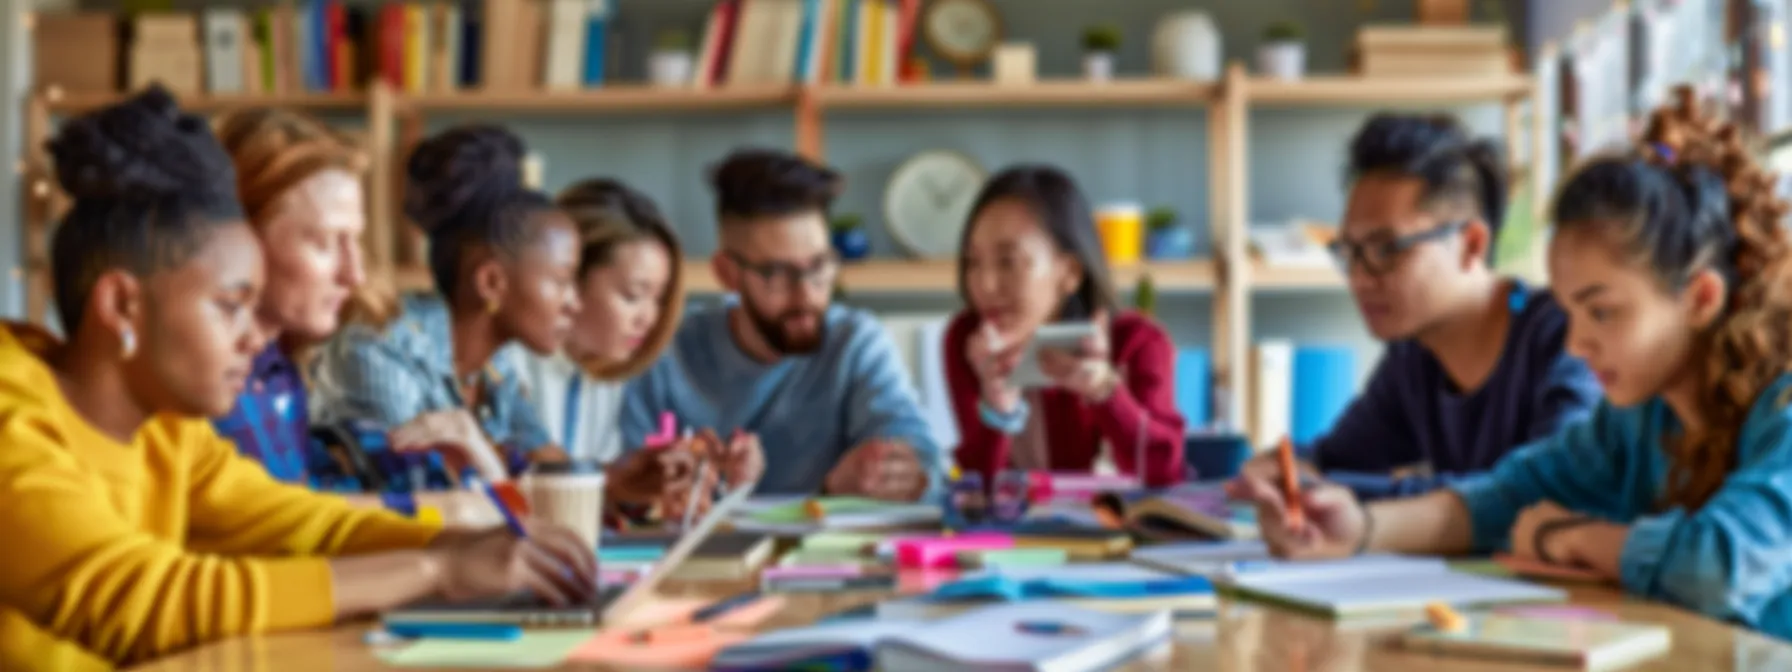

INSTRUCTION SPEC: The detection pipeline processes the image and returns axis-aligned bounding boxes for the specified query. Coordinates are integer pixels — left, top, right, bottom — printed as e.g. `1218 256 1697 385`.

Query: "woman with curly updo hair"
1229 86 1792 639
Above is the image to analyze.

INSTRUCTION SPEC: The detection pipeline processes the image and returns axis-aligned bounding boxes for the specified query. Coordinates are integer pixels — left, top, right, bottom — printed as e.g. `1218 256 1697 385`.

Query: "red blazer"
945 310 1186 486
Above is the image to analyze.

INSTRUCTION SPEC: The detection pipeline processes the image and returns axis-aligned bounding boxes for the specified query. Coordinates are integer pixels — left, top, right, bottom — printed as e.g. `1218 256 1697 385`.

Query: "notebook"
1395 615 1672 670
1094 487 1259 541
710 618 920 671
875 603 1173 672
1009 521 1135 560
876 563 1216 620
733 496 942 533
601 532 776 580
380 480 757 627
1129 540 1272 576
1223 555 1567 618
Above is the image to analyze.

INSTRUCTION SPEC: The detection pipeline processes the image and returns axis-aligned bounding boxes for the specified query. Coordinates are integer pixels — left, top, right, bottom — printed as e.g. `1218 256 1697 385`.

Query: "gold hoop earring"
120 326 137 360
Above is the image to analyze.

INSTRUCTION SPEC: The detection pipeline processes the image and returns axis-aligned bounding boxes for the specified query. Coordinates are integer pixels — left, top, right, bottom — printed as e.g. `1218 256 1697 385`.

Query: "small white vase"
1257 42 1306 80
1083 52 1115 81
1152 11 1221 80
648 51 695 87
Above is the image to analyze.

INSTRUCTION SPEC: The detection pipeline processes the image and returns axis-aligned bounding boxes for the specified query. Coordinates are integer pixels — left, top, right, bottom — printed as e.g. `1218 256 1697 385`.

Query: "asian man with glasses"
1239 113 1603 499
617 148 943 502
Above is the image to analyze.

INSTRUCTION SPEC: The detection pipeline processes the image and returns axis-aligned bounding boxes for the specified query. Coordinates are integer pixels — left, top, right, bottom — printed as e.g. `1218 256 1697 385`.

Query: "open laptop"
381 479 758 627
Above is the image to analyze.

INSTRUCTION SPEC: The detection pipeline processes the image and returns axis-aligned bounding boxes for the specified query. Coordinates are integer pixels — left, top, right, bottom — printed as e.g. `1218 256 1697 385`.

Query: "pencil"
1277 436 1304 531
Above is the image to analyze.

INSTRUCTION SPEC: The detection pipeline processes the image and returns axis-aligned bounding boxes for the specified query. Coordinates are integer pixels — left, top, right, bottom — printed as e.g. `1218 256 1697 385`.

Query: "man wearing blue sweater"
1242 113 1603 499
619 149 942 499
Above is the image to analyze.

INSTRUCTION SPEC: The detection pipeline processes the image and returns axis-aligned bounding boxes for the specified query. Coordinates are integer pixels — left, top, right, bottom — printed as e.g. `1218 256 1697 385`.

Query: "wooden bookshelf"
1251 262 1346 291
393 258 1215 295
1245 74 1533 106
816 79 1217 109
41 89 369 115
403 85 798 114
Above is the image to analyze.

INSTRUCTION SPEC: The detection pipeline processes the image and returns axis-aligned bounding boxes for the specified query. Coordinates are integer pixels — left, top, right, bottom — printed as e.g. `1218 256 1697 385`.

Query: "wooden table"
127 579 1792 671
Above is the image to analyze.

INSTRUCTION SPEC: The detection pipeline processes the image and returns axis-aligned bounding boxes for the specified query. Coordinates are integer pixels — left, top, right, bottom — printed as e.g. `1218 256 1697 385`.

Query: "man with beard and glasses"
618 148 942 500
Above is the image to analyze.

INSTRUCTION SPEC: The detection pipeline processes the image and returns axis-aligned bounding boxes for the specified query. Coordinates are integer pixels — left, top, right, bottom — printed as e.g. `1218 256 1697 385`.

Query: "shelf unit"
16 66 1543 433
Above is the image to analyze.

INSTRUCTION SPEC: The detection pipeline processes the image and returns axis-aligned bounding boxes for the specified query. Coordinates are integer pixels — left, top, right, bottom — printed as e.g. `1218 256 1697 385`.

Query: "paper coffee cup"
520 461 607 553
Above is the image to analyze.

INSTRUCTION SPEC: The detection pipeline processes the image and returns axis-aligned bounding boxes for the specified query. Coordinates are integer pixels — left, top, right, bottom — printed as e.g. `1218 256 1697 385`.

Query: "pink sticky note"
893 533 1014 569
568 627 751 667
608 595 788 630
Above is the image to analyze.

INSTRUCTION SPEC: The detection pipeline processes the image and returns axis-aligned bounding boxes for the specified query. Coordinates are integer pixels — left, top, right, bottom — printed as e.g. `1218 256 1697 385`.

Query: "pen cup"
520 461 608 553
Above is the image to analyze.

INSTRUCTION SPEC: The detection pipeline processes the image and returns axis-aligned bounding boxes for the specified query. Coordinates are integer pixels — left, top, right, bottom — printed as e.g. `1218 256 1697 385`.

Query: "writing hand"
1226 473 1366 560
389 410 508 482
427 521 599 606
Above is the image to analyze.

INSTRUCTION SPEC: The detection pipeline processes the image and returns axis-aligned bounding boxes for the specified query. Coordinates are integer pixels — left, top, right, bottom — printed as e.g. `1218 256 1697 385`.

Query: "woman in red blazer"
945 165 1186 487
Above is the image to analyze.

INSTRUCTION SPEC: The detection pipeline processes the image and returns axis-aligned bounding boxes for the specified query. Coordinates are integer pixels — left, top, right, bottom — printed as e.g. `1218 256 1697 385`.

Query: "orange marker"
1424 602 1467 633
1277 436 1303 531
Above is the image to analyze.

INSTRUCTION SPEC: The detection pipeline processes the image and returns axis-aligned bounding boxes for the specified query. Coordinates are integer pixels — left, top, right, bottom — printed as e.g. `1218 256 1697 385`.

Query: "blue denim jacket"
1452 373 1792 639
308 293 553 466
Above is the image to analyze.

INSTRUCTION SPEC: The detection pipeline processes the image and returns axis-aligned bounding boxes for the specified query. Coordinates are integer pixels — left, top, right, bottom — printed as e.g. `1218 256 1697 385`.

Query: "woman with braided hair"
0 87 598 671
308 124 588 482
1230 86 1792 638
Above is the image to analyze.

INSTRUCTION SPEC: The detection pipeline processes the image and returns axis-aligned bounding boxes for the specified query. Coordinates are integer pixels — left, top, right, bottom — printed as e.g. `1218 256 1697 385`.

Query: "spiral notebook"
1223 555 1566 618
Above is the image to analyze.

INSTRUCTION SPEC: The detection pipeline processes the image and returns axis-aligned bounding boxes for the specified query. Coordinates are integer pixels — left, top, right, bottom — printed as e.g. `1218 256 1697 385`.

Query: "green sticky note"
380 630 594 668
748 497 891 524
974 549 1068 568
801 532 887 552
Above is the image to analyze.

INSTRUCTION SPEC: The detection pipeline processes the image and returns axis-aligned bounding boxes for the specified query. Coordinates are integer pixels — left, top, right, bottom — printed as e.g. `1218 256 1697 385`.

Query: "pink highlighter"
645 412 678 449
893 533 1015 570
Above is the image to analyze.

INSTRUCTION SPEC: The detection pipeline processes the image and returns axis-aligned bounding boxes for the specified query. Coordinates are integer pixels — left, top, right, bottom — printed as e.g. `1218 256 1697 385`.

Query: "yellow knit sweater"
0 323 442 670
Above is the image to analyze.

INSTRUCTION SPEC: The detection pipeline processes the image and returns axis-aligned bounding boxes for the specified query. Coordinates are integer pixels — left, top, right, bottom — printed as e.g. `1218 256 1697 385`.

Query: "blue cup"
1183 433 1253 482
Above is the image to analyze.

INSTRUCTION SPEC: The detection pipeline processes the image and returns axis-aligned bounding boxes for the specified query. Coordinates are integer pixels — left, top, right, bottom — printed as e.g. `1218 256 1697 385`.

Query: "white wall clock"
884 150 986 259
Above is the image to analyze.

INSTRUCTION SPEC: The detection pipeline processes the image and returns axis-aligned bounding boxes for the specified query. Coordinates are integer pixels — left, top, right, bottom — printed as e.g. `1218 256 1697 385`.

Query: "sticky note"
893 532 1013 569
968 548 1068 568
380 629 592 668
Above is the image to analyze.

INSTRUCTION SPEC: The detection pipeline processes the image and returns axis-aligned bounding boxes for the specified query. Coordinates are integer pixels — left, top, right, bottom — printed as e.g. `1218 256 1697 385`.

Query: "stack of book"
1354 25 1511 77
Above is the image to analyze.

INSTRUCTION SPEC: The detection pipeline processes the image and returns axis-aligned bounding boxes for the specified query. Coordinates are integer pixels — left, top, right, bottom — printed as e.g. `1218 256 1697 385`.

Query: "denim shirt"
308 293 553 465
1452 373 1792 640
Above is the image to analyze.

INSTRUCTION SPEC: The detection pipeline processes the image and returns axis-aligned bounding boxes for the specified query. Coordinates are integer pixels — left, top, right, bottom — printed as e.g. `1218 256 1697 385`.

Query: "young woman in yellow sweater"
0 87 599 671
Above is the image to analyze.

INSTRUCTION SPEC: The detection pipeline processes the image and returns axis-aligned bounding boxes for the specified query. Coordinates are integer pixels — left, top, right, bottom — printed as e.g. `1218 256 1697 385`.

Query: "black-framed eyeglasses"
1326 220 1468 276
726 250 841 292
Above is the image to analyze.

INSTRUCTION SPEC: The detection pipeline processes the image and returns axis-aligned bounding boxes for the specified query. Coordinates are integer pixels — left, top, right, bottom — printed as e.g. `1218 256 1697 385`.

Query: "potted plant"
1082 24 1122 81
1145 206 1193 260
830 213 870 261
648 28 695 87
1133 273 1158 317
1257 20 1306 80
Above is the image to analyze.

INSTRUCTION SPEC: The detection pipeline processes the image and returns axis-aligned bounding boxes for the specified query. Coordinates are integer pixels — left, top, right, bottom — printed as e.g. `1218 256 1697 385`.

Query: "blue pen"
477 478 530 538
382 621 524 641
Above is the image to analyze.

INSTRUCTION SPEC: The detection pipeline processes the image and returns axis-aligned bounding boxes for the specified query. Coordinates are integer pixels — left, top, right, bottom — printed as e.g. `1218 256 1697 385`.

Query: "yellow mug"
1096 204 1144 264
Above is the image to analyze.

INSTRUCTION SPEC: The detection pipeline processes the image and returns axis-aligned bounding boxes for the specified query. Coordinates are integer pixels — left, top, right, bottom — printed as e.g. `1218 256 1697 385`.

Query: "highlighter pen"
1276 436 1304 531
691 590 763 623
478 478 529 538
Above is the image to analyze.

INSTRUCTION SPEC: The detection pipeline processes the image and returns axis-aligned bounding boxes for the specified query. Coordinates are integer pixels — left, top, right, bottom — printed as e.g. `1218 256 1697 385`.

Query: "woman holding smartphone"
945 165 1186 486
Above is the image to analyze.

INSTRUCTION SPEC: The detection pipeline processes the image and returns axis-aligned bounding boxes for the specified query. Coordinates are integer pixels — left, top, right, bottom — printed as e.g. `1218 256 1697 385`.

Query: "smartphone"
1008 321 1100 389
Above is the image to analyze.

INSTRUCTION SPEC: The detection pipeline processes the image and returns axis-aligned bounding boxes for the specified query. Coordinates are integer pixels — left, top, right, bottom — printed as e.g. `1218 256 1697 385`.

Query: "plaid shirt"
213 345 312 483
308 293 554 466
